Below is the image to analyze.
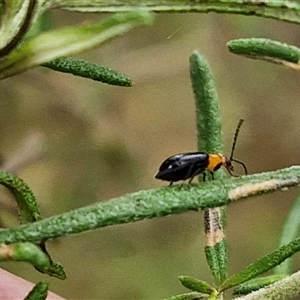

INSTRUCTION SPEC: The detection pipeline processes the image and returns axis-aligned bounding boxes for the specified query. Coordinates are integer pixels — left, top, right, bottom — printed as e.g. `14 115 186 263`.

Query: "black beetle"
155 119 247 185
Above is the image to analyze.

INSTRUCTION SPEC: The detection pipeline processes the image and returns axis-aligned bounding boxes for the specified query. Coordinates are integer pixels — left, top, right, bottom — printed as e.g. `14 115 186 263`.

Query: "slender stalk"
274 193 300 275
190 51 227 284
0 155 297 251
219 238 300 292
234 271 300 300
24 282 49 300
53 0 300 25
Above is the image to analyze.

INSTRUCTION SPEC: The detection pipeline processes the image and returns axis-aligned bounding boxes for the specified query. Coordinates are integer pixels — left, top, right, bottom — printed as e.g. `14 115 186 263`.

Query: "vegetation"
0 1 300 299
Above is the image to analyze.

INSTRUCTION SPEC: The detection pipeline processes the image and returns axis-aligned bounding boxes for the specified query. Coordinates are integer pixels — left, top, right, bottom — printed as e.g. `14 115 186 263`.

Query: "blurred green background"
0 9 300 300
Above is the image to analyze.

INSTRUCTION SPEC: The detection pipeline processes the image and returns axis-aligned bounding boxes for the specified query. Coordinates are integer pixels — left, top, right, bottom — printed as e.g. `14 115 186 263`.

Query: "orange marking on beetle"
207 154 223 173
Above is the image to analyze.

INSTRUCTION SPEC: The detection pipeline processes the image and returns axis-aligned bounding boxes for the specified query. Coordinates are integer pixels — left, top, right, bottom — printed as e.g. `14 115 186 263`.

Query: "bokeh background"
0 9 300 300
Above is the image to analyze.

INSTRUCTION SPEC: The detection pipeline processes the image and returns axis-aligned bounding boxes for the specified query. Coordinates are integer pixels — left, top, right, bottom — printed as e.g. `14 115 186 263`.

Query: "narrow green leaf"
43 57 132 86
219 237 300 292
179 276 216 295
24 11 53 41
164 291 208 300
204 242 228 287
189 51 222 155
190 51 227 284
233 271 300 300
0 11 153 79
227 38 300 68
204 246 222 284
0 170 41 224
0 171 65 279
233 275 286 295
0 0 37 57
275 193 300 275
215 240 228 282
53 0 300 25
24 282 49 300
0 242 66 279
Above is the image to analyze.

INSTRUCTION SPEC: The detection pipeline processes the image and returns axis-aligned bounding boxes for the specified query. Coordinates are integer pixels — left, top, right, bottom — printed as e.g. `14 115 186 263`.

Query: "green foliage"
0 1 299 300
0 10 153 79
43 57 132 86
0 167 298 244
275 194 300 275
233 275 286 295
179 275 216 295
227 38 300 66
24 282 49 300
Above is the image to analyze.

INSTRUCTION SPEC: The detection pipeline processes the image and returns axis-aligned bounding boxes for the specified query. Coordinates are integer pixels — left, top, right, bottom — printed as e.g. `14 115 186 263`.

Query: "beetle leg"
188 177 194 184
225 167 239 177
202 172 206 182
210 171 214 180
169 181 174 186
188 168 206 184
188 170 200 184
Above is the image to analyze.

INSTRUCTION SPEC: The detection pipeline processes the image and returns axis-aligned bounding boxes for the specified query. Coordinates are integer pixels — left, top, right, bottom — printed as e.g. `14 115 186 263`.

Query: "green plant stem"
53 0 300 25
0 166 298 244
0 170 41 224
164 291 208 300
274 193 300 275
24 282 48 300
233 275 286 295
234 271 300 300
190 51 227 284
0 171 65 278
219 237 300 292
0 243 65 279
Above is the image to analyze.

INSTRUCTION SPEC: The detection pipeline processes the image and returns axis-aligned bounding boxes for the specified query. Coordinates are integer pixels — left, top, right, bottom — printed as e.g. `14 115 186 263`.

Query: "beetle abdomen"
155 152 209 182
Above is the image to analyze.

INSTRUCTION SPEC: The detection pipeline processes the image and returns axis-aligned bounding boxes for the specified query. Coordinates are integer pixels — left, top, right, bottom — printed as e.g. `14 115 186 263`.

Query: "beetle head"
222 155 248 176
221 156 235 174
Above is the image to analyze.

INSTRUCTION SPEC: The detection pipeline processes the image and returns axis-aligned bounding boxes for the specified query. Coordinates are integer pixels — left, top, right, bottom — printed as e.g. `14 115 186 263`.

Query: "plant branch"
24 281 49 300
234 270 300 300
0 166 298 244
274 193 300 275
52 0 300 25
190 51 227 284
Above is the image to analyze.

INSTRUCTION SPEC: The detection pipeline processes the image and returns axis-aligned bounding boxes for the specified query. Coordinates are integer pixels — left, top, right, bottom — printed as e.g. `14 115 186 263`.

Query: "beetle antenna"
230 119 248 175
230 119 244 161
